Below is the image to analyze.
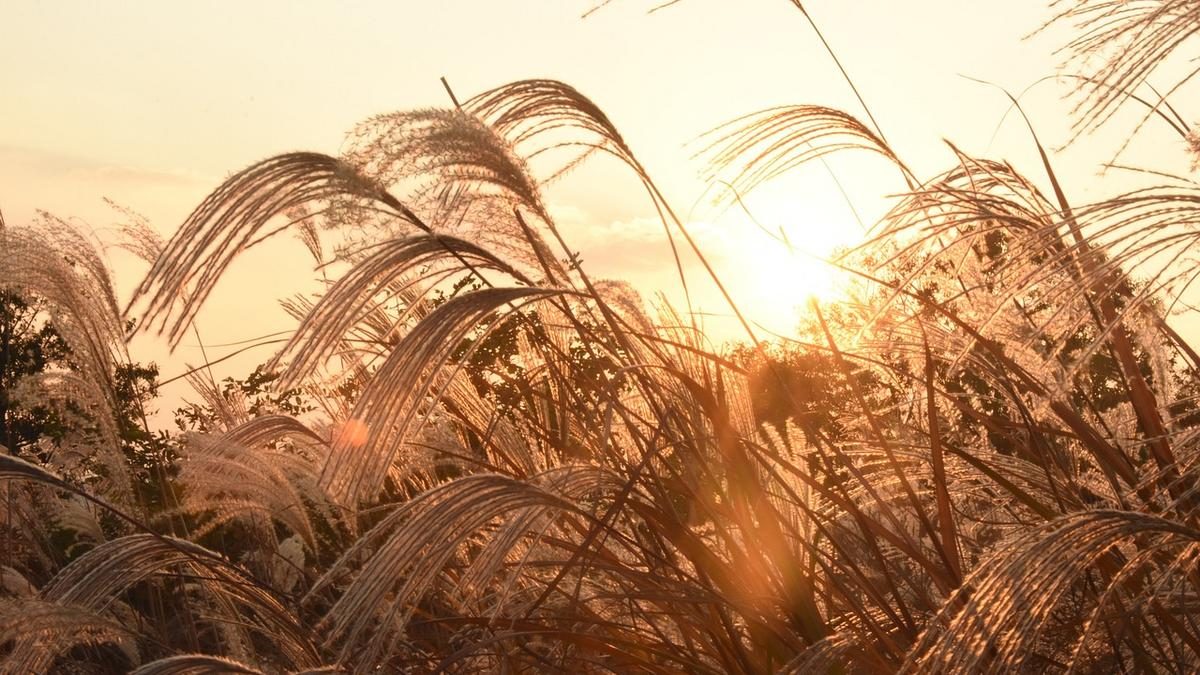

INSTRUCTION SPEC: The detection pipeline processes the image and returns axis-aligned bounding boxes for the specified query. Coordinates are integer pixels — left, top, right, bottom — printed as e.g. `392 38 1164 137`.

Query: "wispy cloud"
0 144 210 187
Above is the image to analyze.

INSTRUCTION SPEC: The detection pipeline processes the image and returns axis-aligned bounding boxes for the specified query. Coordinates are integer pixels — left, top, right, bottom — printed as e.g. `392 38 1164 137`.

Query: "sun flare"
711 183 864 333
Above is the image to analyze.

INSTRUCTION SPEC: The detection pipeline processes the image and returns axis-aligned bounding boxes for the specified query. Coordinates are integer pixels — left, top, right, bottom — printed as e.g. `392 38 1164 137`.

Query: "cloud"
0 144 209 187
540 207 752 335
552 203 731 250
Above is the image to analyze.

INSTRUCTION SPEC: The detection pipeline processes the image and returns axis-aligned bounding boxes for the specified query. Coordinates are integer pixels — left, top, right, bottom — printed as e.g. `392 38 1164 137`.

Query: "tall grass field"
4 1 1200 672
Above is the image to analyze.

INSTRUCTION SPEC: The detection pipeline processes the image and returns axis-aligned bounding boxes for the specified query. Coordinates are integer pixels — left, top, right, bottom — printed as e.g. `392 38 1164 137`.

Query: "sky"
2 1 1195 420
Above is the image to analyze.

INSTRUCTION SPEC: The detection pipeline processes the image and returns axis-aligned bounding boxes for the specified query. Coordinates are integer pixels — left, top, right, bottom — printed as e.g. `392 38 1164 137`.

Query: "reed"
3 1 1200 672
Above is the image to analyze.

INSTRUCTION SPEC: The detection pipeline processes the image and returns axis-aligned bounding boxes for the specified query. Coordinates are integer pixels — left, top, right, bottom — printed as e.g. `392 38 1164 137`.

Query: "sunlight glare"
335 417 370 448
711 181 864 334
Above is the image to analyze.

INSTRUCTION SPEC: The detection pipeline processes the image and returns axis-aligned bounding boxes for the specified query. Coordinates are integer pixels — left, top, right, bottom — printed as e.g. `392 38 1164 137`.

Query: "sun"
710 185 863 335
752 239 839 302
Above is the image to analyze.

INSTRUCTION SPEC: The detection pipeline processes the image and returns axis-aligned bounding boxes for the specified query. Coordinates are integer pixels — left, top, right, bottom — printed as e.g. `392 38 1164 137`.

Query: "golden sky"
2 1 1193 416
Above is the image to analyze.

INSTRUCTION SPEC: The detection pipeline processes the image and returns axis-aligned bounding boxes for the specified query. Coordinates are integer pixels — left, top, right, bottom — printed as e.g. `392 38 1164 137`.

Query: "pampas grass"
4 1 1200 672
